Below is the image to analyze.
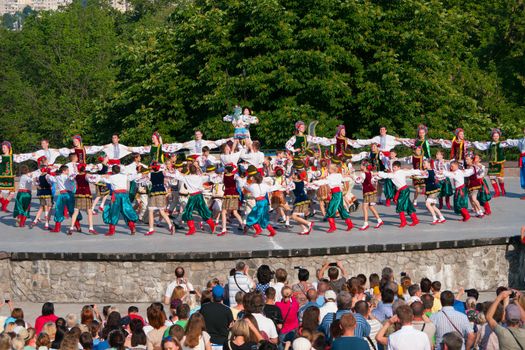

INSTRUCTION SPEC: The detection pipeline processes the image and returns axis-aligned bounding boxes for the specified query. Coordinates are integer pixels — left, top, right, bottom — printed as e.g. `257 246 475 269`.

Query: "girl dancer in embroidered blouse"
0 141 15 212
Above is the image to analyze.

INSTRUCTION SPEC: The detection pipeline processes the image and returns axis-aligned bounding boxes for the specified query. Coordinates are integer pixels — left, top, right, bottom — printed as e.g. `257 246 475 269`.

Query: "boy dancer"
13 165 34 228
441 161 472 222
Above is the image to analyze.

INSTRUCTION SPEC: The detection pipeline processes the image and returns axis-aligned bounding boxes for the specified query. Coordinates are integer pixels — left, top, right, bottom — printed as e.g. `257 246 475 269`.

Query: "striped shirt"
430 306 473 350
320 310 371 342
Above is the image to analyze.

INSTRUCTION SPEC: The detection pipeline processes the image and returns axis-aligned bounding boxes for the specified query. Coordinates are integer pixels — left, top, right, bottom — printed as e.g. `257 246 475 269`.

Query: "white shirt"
33 148 62 164
228 272 254 306
319 301 338 323
252 313 278 339
357 134 401 152
182 139 228 156
387 325 430 350
46 174 74 192
103 143 131 160
443 169 474 189
101 173 130 191
271 282 285 302
240 150 265 168
220 152 242 166
174 172 208 193
507 137 525 152
164 279 195 298
18 174 34 191
244 183 271 198
377 169 422 188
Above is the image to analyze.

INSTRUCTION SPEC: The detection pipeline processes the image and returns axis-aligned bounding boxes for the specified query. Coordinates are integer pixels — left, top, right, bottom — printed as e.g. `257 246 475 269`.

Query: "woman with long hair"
182 313 211 350
146 304 168 350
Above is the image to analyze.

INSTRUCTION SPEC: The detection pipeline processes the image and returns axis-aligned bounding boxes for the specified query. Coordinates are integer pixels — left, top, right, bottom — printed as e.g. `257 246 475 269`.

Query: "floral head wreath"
152 131 162 143
37 156 47 167
490 128 502 138
417 124 428 137
72 135 82 146
1 141 12 155
454 128 464 137
335 124 345 138
295 121 305 131
150 161 161 171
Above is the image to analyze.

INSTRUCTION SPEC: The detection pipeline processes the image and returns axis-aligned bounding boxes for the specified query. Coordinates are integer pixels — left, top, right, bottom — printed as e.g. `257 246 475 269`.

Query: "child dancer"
356 161 383 230
289 166 314 235
0 141 15 212
68 165 96 235
270 167 291 228
434 151 452 210
219 164 244 236
91 153 111 215
465 155 486 218
314 163 354 233
31 163 53 230
441 161 472 222
243 172 277 237
13 165 34 228
410 146 426 206
46 165 81 233
382 150 398 207
422 159 445 224
315 158 331 218
377 161 422 228
471 154 493 216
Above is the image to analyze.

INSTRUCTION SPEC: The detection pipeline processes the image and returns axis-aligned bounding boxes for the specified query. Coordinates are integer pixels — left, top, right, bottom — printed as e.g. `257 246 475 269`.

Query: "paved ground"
0 178 523 254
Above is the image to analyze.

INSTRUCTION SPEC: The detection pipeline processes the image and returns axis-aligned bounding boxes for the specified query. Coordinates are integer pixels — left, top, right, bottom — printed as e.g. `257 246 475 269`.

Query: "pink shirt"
276 300 299 334
35 314 58 334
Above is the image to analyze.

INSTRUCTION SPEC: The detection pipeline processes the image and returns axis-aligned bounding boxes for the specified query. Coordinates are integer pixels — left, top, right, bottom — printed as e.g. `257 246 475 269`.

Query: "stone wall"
1 243 520 303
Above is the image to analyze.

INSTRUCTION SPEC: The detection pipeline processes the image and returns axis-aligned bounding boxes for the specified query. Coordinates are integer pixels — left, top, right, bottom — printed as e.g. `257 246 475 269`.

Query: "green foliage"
1 0 524 152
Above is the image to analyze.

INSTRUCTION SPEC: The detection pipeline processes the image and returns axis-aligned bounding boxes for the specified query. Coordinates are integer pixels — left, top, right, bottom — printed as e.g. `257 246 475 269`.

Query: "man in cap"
486 289 525 348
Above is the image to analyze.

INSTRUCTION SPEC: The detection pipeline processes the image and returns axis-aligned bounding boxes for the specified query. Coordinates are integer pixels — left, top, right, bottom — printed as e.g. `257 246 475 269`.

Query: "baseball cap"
292 337 312 350
212 285 224 299
506 304 521 323
325 290 337 301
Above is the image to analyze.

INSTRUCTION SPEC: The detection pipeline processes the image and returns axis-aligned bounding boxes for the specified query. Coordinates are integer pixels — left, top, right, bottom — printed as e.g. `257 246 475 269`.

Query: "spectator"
330 313 369 350
377 304 430 350
368 274 380 296
430 291 475 350
315 280 329 307
80 332 94 350
271 269 287 302
164 267 197 305
127 319 147 350
289 337 312 350
42 322 57 344
431 281 443 313
65 314 78 330
477 301 500 350
173 305 190 330
318 290 337 323
80 306 98 327
223 319 261 350
486 289 525 348
299 307 320 336
146 305 168 350
167 325 185 344
276 287 300 344
181 313 211 350
228 262 255 307
410 302 436 348
199 285 234 348
317 262 347 293
255 265 273 295
319 291 370 341
291 269 313 297
262 288 283 332
420 278 432 294
100 312 123 341
298 289 319 322
35 303 59 335
108 330 126 350
421 294 434 318
441 332 464 350
407 284 422 304
161 337 181 350
128 306 146 326
89 321 101 348
231 292 245 320
372 289 395 322
36 333 51 350
354 300 380 350
246 293 278 344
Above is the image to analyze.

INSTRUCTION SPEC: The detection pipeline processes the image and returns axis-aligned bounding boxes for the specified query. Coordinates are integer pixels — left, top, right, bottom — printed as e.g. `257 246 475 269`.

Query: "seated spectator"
410 301 436 347
271 269 287 302
372 288 395 322
181 313 211 350
108 330 126 350
35 303 59 335
318 290 337 323
291 269 313 297
262 288 283 332
430 290 474 350
255 265 273 295
228 262 255 307
199 285 234 347
377 304 430 350
164 267 197 305
298 289 319 322
330 314 369 350
317 262 347 293
486 289 525 348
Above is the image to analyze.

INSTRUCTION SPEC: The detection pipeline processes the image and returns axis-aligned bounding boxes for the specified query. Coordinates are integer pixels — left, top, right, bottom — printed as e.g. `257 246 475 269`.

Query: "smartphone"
4 300 9 303
90 304 95 308
294 266 302 270
329 263 338 267
510 291 517 299
189 291 197 295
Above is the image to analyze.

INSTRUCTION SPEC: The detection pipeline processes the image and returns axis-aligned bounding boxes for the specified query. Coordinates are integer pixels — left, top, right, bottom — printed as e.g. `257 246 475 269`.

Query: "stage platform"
0 178 523 261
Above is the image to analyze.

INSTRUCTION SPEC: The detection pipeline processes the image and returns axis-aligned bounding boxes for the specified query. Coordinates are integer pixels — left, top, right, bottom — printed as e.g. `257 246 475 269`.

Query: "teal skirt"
246 198 270 229
439 179 454 198
383 179 396 199
13 191 31 218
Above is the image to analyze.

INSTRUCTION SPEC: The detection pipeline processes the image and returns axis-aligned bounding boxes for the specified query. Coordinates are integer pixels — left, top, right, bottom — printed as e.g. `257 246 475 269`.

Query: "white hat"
292 337 312 350
325 290 337 301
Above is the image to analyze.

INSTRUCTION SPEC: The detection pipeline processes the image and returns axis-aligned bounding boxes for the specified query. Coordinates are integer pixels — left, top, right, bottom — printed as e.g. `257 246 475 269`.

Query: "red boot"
385 199 391 207
186 220 196 235
445 196 452 210
499 182 506 196
253 224 263 236
74 220 81 232
460 208 471 222
492 182 500 197
483 202 491 215
399 212 407 228
206 218 216 234
326 218 336 233
128 221 136 235
438 197 443 210
105 224 116 236
0 198 8 212
20 216 27 228
409 213 419 226
267 224 277 237
51 222 61 232
345 218 353 231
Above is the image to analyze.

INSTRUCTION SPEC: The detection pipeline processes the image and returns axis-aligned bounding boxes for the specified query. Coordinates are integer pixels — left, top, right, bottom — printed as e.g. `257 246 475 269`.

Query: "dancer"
314 163 354 233
173 164 216 235
181 130 229 158
240 140 266 175
96 165 138 236
31 139 63 165
506 127 525 199
356 161 383 230
91 153 111 215
288 167 314 235
409 146 426 206
31 162 53 230
223 105 258 147
150 132 165 163
285 121 331 154
382 151 399 207
368 143 387 204
315 158 331 218
270 167 291 228
441 161 472 222
102 134 131 165
46 165 81 233
71 135 87 165
243 172 277 237
331 125 357 157
441 128 469 168
219 164 244 236
421 159 445 224
473 129 506 197
0 141 15 212
397 124 433 159
472 154 493 215
377 161 422 228
356 126 401 157
434 150 452 210
464 154 488 218
68 165 96 235
13 165 34 228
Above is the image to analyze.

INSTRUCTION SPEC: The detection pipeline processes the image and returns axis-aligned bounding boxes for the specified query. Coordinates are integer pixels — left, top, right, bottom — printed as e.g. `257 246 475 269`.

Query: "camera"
294 266 303 270
400 272 407 277
510 291 517 299
329 263 338 267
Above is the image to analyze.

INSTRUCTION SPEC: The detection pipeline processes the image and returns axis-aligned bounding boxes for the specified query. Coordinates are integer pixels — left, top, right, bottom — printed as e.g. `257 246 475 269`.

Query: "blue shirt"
453 300 466 314
298 301 319 321
372 302 393 322
94 340 109 350
331 336 370 350
320 310 371 342
316 296 326 307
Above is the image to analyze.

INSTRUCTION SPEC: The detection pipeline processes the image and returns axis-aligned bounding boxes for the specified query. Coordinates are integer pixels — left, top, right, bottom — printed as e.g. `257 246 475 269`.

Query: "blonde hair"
171 286 186 302
11 337 24 350
466 297 476 310
230 319 250 340
66 313 78 328
42 322 57 339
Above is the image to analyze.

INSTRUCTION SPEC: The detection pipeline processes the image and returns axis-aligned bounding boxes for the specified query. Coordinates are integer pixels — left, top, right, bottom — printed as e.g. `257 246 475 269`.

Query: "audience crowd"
1 263 524 350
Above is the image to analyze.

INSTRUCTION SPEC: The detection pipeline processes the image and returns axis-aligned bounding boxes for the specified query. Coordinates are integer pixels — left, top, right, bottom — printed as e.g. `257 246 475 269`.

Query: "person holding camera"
317 262 348 294
486 289 525 349
164 267 197 305
228 262 255 307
